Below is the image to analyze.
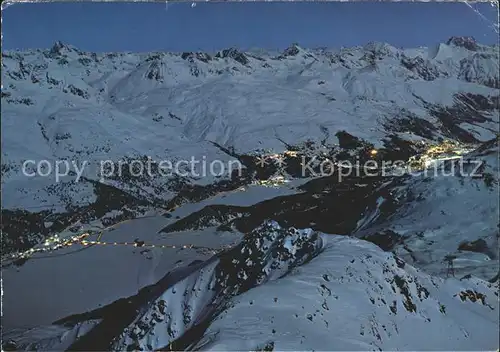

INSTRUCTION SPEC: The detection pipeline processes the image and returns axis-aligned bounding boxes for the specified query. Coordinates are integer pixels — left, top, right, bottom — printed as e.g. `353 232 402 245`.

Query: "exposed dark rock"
161 205 248 233
161 173 407 236
4 97 35 105
457 92 500 112
361 230 406 251
0 209 49 254
458 53 499 88
400 55 442 81
145 61 164 81
458 239 495 259
145 53 164 62
378 135 423 162
255 341 275 351
49 41 67 57
335 131 365 149
454 289 493 309
63 84 90 99
215 48 249 66
446 36 478 51
393 275 417 313
78 57 93 66
283 44 300 57
181 52 212 63
425 92 498 143
488 271 499 283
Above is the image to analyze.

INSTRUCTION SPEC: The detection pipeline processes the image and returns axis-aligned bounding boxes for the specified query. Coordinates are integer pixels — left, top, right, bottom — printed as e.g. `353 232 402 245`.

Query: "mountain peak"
283 43 302 56
49 40 78 57
215 47 249 65
446 36 478 51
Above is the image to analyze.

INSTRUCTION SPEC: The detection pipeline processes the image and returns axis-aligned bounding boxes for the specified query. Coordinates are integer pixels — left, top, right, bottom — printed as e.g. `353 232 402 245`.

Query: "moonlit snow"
1 37 499 350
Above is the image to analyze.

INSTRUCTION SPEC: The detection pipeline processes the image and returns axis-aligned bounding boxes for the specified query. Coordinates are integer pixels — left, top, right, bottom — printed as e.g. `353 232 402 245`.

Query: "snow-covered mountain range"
1 36 499 350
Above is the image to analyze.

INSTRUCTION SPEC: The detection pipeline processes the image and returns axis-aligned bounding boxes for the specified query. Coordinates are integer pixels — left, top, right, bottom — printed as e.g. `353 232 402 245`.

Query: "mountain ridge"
1 36 499 350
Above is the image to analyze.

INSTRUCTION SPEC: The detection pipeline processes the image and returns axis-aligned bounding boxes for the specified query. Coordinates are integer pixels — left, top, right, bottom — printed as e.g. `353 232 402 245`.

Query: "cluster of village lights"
3 140 475 264
3 230 225 265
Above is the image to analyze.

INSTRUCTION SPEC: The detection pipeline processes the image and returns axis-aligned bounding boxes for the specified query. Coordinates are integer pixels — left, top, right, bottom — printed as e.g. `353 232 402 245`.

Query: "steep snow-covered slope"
3 222 498 351
1 37 499 350
199 233 499 351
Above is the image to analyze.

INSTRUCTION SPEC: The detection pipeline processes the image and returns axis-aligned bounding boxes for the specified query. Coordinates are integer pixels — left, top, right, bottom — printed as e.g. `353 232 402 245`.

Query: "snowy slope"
2 39 498 213
199 234 499 351
3 222 498 351
1 37 499 350
356 138 499 281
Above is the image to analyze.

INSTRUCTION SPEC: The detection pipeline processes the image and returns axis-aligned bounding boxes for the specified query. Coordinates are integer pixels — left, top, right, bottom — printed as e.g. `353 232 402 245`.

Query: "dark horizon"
2 1 498 53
